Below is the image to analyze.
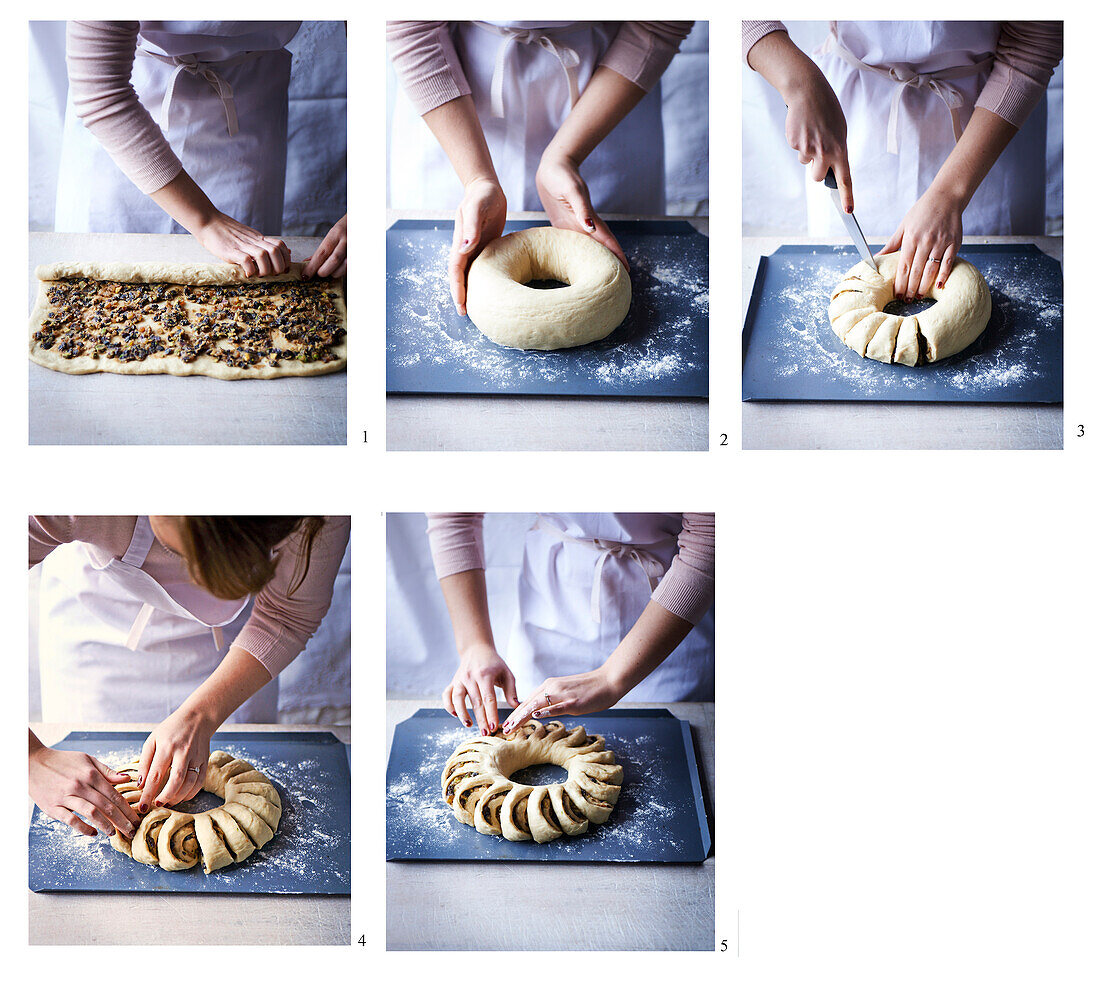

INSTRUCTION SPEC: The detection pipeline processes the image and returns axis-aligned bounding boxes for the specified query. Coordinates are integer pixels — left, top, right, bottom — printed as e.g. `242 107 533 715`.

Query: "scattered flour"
752 246 1061 398
30 741 350 893
387 229 708 393
386 722 698 861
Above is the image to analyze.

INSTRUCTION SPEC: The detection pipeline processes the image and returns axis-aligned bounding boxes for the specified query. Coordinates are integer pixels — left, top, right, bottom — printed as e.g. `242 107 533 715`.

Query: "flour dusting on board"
752 246 1062 399
29 742 350 892
387 722 691 860
387 227 708 395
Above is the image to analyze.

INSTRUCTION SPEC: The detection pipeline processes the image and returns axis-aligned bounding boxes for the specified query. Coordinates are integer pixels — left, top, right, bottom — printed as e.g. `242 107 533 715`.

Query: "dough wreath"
464 227 631 350
828 252 991 366
29 261 347 379
442 720 623 842
109 751 282 874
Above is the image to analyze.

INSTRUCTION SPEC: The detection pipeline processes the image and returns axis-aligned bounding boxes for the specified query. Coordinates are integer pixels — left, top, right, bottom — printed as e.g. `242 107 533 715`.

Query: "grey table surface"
742 235 1064 450
28 723 351 946
28 233 347 446
386 699 715 951
386 211 709 452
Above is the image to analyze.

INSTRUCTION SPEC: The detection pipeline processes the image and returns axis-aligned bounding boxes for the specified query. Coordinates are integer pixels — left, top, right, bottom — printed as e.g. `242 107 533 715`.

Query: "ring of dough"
465 227 631 350
442 720 623 843
829 251 991 366
109 750 282 874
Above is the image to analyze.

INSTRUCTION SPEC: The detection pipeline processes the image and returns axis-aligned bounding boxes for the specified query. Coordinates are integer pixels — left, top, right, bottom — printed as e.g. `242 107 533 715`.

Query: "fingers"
501 670 520 709
89 759 141 829
448 209 472 315
880 227 903 256
137 735 156 791
138 747 171 813
905 242 934 301
309 235 347 278
835 154 855 214
586 218 629 271
532 698 574 719
445 683 473 727
155 752 196 808
54 808 97 838
935 243 957 290
893 245 915 301
476 679 499 734
65 797 118 837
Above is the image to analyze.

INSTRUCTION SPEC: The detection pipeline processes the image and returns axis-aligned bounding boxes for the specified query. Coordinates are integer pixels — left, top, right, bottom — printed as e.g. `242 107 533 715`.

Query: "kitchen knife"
825 168 877 273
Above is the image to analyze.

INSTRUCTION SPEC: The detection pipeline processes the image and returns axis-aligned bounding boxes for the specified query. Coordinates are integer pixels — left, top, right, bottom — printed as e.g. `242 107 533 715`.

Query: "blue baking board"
742 243 1062 403
29 731 351 895
387 220 708 398
386 709 711 863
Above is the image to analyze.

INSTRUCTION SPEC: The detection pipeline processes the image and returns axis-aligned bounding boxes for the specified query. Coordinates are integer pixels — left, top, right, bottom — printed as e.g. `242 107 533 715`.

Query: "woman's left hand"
303 214 347 279
501 665 626 735
535 148 629 270
880 186 965 302
135 706 216 811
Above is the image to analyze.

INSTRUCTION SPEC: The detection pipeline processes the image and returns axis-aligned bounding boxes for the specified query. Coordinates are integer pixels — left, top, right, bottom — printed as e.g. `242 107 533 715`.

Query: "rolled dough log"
828 251 991 366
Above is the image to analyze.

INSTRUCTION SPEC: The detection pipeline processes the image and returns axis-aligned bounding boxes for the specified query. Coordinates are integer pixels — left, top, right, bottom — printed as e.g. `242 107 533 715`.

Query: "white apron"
55 20 300 234
38 516 278 723
806 21 1047 237
389 21 666 214
504 514 714 702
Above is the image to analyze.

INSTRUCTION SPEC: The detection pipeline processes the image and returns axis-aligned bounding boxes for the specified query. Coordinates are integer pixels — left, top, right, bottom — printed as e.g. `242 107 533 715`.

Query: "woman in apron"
427 513 714 737
28 515 350 840
744 21 1061 301
57 21 346 278
387 21 693 313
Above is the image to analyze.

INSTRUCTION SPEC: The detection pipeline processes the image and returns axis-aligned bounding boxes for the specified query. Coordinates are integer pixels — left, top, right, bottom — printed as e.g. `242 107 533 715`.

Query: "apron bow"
475 23 581 119
818 24 993 155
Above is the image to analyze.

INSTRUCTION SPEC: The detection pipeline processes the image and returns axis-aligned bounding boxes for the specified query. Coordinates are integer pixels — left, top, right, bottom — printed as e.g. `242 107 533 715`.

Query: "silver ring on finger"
544 693 553 707
187 765 200 774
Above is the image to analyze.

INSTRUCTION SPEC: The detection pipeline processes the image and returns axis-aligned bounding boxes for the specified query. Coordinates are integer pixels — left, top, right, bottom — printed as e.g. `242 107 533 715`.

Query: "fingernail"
489 723 497 732
138 803 147 813
533 710 542 718
462 239 470 247
845 204 853 214
584 218 595 230
480 728 488 736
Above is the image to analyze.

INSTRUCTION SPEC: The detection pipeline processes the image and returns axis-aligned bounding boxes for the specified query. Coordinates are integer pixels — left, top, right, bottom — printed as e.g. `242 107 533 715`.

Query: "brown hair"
174 516 326 600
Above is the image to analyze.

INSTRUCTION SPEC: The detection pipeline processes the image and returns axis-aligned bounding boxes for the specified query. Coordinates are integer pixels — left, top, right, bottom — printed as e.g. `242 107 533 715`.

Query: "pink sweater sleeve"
651 513 715 626
743 21 787 64
426 513 486 579
975 21 1063 129
29 515 136 567
232 516 351 678
386 21 471 116
66 20 183 195
599 21 694 92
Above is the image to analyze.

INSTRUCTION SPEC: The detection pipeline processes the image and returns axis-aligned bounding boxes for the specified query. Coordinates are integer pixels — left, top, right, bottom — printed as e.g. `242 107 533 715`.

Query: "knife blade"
824 168 877 273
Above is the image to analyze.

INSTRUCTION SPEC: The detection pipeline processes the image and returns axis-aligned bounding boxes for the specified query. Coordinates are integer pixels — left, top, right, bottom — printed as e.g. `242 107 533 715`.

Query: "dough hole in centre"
523 277 570 290
884 297 934 317
170 788 221 813
509 763 568 786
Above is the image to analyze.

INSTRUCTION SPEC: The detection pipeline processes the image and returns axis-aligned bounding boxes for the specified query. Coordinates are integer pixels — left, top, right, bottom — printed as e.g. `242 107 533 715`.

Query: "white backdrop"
28 20 348 236
385 21 709 216
28 538 351 725
386 512 529 698
742 21 1063 236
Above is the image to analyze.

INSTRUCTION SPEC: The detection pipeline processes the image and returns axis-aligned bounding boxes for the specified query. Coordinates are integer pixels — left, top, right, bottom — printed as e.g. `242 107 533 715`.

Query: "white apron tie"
817 23 993 155
138 48 265 137
474 22 581 118
534 517 671 624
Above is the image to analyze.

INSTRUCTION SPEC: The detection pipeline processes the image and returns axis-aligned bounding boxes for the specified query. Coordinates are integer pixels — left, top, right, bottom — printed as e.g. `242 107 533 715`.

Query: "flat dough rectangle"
29 260 347 380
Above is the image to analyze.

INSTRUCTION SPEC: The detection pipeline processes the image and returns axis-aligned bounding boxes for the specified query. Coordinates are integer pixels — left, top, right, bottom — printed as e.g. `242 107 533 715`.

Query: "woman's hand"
535 148 628 269
783 75 854 211
193 211 291 277
136 705 216 811
442 641 519 736
880 185 966 301
29 739 140 839
501 664 627 735
303 214 347 279
449 178 507 315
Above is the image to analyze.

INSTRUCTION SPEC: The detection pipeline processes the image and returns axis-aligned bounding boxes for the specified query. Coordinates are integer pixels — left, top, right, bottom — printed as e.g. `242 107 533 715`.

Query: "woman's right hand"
442 642 519 736
29 744 140 840
449 178 507 315
783 73 854 212
193 211 292 277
